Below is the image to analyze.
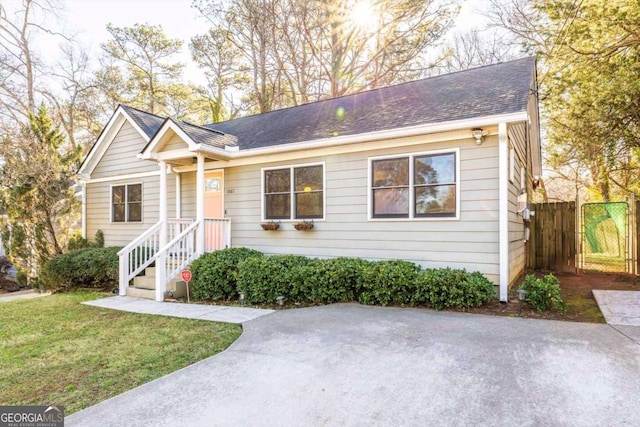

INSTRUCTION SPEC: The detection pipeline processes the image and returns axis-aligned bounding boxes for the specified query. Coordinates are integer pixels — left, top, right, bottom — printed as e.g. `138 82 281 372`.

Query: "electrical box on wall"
517 192 527 213
522 208 535 222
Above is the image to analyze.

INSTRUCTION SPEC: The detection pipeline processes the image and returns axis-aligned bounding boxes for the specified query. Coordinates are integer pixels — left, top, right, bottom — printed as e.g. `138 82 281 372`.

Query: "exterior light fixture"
472 128 489 145
517 289 527 315
276 296 285 308
239 291 245 307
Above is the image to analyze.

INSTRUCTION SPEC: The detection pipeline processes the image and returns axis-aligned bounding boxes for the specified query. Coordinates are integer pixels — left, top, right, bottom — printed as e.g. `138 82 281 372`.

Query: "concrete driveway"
68 304 640 427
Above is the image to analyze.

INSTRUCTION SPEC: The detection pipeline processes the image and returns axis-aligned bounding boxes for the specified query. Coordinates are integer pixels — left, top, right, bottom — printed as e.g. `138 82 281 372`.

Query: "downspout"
498 123 509 302
156 160 168 302
81 181 87 238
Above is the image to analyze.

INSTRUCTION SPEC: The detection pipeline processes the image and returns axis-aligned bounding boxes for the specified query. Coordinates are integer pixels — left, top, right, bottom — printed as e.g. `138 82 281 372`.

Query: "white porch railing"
118 217 231 300
168 218 193 238
157 220 201 301
204 218 231 252
117 218 196 296
117 221 162 296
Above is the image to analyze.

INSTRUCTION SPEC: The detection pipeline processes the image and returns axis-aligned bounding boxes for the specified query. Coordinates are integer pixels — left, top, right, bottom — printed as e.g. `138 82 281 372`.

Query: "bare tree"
0 0 63 125
438 30 520 73
194 0 459 112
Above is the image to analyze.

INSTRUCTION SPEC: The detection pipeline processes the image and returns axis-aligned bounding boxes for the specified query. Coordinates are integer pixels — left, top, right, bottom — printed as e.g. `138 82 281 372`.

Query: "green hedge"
41 247 121 291
311 257 371 303
415 268 496 310
237 255 311 304
358 260 422 306
190 247 262 300
190 249 496 309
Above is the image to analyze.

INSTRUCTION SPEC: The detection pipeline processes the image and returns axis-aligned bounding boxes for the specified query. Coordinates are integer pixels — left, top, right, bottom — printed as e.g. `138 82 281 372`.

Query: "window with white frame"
112 183 142 222
264 164 324 220
370 150 457 219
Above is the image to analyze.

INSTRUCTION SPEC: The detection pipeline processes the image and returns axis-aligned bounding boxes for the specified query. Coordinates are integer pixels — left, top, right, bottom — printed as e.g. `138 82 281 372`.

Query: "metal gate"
578 199 637 274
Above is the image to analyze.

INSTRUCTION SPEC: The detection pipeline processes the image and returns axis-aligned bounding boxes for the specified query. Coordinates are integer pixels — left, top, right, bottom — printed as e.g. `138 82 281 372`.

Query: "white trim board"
82 171 162 184
498 122 510 302
171 112 528 172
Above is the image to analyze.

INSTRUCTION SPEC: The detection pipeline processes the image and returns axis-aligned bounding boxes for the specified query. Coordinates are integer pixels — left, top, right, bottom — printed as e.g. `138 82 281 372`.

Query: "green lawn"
0 291 242 414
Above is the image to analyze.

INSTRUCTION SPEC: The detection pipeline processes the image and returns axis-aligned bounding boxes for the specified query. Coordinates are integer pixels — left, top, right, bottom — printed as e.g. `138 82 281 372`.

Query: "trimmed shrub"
519 274 566 312
237 255 311 304
41 247 121 291
312 257 372 303
357 260 421 306
190 247 263 300
415 268 495 310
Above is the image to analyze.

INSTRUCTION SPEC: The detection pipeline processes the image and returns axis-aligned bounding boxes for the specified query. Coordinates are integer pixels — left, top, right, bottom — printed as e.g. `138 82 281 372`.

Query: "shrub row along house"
78 57 542 302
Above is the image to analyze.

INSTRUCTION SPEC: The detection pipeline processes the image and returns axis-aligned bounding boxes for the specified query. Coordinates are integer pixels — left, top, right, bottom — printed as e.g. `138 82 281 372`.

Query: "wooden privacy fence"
528 202 576 272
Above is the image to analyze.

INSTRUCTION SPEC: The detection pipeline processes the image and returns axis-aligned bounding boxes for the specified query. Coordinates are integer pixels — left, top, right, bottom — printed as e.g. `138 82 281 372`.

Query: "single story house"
78 57 542 302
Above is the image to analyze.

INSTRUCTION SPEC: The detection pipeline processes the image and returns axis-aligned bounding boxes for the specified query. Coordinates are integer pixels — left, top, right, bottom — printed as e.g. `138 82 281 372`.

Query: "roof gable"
78 105 163 177
139 118 238 160
205 57 536 150
120 105 165 138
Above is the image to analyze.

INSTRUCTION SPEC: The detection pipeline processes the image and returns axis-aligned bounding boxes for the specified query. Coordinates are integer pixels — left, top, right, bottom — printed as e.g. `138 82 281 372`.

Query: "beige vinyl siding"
162 133 189 152
507 122 528 285
86 175 176 247
91 121 157 179
180 171 197 219
220 135 501 283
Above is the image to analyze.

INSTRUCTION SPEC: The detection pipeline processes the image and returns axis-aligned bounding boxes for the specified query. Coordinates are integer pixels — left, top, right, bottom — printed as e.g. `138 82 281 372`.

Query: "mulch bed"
454 272 640 323
186 272 640 324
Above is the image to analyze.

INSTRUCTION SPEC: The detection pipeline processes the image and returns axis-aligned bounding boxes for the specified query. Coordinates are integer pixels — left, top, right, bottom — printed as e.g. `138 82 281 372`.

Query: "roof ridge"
119 104 166 120
177 118 226 136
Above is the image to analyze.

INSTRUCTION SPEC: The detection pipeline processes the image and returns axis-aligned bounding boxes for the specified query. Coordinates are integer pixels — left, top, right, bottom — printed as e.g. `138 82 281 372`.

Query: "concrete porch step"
128 264 191 300
125 287 156 300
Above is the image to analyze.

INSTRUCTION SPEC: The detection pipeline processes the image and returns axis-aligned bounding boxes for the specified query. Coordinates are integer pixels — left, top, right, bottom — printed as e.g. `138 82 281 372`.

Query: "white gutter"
81 181 87 238
228 112 528 159
498 122 510 302
143 111 528 164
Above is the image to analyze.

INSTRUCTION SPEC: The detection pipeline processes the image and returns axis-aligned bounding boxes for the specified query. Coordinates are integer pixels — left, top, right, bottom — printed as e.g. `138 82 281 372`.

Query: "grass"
0 290 242 414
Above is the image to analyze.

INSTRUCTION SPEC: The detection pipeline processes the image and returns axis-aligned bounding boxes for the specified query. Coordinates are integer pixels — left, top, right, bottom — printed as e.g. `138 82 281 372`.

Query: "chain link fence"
581 202 628 272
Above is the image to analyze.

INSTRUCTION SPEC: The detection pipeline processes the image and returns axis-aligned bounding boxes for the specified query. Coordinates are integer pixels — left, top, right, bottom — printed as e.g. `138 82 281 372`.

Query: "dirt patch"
454 272 640 323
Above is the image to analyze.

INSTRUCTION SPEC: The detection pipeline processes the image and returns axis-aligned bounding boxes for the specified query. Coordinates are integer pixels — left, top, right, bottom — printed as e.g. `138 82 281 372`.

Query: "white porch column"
196 153 205 254
498 123 509 302
156 160 168 302
175 173 182 219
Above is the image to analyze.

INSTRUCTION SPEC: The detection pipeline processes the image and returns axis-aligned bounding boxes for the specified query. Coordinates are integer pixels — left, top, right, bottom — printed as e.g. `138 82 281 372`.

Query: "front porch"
118 117 238 301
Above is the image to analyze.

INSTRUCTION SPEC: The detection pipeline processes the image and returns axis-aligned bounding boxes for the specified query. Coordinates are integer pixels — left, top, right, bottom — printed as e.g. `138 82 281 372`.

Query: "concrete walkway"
593 290 640 344
82 296 274 324
593 290 640 326
68 304 640 427
0 289 51 303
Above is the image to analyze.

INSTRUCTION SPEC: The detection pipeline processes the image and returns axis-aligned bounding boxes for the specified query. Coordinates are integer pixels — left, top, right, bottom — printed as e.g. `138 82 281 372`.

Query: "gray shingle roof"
205 57 536 150
172 120 238 149
120 105 165 138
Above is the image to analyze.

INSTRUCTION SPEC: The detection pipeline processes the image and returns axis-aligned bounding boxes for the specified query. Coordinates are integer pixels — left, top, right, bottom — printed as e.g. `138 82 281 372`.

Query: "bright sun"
350 0 378 31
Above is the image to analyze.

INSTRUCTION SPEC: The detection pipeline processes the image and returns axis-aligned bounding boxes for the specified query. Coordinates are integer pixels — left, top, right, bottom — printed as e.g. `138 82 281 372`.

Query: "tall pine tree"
0 105 81 278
